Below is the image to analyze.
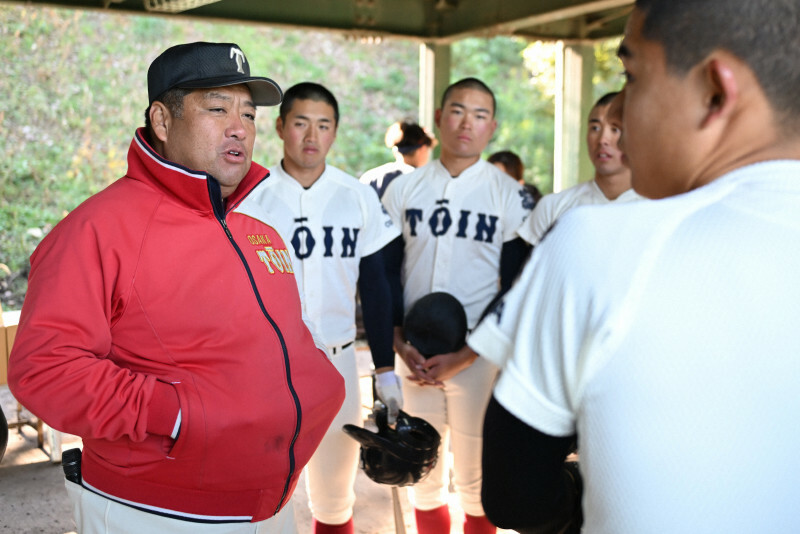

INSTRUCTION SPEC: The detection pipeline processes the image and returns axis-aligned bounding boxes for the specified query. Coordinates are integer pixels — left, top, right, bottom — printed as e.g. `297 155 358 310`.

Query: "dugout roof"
2 0 632 43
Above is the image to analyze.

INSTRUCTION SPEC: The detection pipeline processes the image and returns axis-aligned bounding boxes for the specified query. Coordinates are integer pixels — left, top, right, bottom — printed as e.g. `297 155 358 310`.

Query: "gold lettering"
247 234 273 246
278 249 294 274
256 245 295 275
266 247 285 273
256 249 275 273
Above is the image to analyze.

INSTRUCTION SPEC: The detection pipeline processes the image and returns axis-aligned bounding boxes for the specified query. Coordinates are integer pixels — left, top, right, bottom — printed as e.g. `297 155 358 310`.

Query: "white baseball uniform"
518 179 642 246
474 180 642 370
381 158 533 515
359 159 414 199
241 162 400 525
472 161 800 533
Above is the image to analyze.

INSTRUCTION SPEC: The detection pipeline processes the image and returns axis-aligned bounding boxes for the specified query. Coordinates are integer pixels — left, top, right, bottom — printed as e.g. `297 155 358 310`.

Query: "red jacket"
9 129 345 522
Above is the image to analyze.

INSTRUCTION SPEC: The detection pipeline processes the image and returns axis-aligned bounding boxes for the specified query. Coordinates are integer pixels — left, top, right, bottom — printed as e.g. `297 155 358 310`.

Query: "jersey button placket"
299 190 321 327
431 181 457 292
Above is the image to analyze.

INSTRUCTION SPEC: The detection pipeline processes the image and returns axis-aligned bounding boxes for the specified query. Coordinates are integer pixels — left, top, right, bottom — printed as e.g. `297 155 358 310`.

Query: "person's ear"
434 108 442 129
701 57 738 129
275 116 285 140
149 102 170 142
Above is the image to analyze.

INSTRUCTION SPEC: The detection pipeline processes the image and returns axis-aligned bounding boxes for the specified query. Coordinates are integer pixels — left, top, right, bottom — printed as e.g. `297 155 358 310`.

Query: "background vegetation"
0 4 623 311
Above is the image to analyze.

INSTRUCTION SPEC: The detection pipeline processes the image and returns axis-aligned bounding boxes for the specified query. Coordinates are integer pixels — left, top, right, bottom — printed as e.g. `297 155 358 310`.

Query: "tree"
0 5 623 310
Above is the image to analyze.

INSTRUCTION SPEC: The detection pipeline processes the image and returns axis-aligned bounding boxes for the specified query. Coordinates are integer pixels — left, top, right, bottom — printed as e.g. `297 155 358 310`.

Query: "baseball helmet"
404 292 468 358
343 404 441 487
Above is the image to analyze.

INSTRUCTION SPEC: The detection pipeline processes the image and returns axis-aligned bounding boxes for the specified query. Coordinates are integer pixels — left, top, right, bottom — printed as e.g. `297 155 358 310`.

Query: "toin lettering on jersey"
404 200 499 242
248 233 294 274
255 246 295 274
290 217 360 259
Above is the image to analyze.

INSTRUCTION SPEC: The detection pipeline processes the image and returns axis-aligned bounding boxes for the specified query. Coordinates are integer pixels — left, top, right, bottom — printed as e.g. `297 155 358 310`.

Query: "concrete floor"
0 345 492 534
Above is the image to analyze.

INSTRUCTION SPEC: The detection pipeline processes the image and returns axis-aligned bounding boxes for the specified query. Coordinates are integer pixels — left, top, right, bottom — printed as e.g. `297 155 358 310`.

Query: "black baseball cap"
404 292 468 358
147 42 282 106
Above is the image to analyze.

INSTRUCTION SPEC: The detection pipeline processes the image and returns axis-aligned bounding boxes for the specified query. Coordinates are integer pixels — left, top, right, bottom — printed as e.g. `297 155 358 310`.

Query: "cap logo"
230 46 246 74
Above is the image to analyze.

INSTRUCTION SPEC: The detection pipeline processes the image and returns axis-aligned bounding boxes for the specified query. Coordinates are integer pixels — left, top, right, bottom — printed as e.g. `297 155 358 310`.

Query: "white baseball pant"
394 355 498 516
303 343 362 525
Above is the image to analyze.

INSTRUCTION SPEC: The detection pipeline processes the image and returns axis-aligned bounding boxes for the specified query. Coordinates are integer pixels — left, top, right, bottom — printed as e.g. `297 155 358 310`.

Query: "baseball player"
359 121 436 199
474 0 800 531
240 82 401 534
517 91 642 249
381 77 534 534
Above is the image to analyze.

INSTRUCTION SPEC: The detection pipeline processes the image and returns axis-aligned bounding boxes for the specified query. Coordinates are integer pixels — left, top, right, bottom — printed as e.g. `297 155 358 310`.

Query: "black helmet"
404 292 467 358
343 404 441 487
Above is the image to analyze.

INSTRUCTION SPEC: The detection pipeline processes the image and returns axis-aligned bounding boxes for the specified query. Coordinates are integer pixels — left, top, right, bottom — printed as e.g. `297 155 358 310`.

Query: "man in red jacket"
9 41 345 534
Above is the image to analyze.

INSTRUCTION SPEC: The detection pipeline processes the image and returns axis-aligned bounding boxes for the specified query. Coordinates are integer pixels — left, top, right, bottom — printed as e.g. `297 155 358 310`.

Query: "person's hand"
419 345 478 384
374 370 403 424
394 327 438 386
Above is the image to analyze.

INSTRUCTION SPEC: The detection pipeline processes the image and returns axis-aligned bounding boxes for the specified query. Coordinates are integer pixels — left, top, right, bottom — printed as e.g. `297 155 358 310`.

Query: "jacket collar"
127 128 270 214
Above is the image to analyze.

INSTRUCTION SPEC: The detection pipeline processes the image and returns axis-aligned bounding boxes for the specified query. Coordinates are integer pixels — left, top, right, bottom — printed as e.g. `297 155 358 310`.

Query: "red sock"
312 517 354 534
464 514 496 534
414 505 451 534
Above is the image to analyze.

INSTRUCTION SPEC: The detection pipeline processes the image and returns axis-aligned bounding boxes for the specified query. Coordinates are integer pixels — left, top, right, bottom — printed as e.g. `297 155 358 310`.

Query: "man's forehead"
287 99 336 119
196 84 254 102
445 87 493 108
588 105 610 121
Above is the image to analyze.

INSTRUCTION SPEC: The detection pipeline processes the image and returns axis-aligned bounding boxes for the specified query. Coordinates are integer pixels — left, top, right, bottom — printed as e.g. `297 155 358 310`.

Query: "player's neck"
281 159 325 189
594 170 632 200
439 152 480 178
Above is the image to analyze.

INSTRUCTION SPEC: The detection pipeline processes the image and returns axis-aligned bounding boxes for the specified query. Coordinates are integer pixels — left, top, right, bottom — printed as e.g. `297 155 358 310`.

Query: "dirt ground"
0 345 493 534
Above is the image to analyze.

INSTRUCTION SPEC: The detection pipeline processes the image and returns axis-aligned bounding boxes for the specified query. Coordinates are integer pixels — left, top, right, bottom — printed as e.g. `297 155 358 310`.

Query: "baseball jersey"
381 158 533 328
240 163 400 346
359 160 414 199
472 161 800 533
518 179 642 246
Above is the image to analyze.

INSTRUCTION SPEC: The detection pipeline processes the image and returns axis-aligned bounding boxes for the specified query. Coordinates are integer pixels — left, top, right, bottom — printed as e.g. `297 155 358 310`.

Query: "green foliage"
0 4 622 310
593 37 625 99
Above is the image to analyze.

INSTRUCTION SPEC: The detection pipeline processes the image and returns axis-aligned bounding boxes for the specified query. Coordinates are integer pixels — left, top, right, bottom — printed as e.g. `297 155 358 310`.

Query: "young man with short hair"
474 1 800 532
517 91 641 249
381 77 534 534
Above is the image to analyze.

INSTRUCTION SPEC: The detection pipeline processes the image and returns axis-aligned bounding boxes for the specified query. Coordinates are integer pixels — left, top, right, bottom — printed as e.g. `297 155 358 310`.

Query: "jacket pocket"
163 379 192 460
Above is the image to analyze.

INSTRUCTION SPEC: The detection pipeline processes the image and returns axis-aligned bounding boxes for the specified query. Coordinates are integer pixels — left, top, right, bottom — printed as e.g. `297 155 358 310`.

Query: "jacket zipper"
210 175 302 516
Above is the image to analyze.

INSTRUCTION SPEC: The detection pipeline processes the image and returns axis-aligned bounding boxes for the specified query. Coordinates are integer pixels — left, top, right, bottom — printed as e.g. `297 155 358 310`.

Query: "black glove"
517 461 583 534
